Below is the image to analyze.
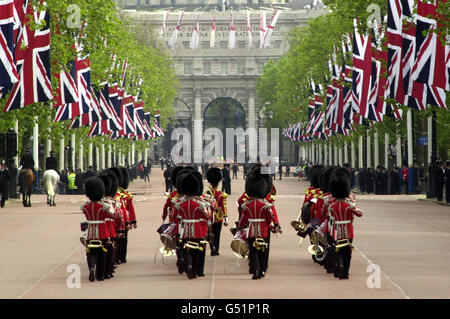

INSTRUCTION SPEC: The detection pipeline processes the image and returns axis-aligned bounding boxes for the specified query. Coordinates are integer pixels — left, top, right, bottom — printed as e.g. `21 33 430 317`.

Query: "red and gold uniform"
173 195 209 279
81 200 115 281
326 198 363 279
100 196 122 278
114 188 129 264
206 187 228 255
163 190 180 222
238 198 277 278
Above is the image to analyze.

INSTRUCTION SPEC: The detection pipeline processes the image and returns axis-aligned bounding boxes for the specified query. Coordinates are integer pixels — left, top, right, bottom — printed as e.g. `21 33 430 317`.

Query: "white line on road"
353 246 410 299
209 256 217 299
16 245 81 299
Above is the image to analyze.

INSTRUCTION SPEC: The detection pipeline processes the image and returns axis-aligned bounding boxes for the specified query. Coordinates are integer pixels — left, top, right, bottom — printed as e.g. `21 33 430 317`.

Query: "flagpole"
33 117 39 184
71 134 76 170
396 125 402 169
367 131 371 169
324 143 328 165
338 144 343 166
374 132 379 168
78 140 83 171
407 109 414 193
334 144 338 166
359 135 363 169
88 142 93 168
384 133 389 169
328 143 332 166
59 137 64 172
107 144 112 168
344 141 349 164
427 116 432 165
351 141 356 169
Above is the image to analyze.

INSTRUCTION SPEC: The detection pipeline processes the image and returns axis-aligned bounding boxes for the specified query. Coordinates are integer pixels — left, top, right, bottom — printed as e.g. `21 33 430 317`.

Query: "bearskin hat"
248 163 272 197
109 167 123 188
105 168 119 196
310 165 325 189
329 168 351 199
206 167 222 187
97 171 112 197
178 171 201 196
319 166 335 193
85 176 105 202
245 172 267 199
171 166 194 190
120 167 129 189
192 171 204 196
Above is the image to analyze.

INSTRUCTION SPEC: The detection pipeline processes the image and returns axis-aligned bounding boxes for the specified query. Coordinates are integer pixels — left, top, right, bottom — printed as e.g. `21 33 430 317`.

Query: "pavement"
0 167 449 299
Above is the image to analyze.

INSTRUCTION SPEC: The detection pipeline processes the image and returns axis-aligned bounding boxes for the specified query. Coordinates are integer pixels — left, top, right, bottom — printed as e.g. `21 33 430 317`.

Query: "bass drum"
230 229 248 258
160 223 177 250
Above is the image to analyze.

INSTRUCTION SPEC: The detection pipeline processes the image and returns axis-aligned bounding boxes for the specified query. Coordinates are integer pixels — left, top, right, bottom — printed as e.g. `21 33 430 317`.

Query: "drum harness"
85 220 108 253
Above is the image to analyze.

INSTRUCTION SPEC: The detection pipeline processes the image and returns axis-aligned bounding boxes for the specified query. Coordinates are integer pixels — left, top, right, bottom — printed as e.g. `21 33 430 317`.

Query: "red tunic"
114 192 127 232
237 192 249 220
207 188 228 223
81 201 113 240
173 196 209 239
163 191 180 222
238 198 276 238
100 197 120 238
327 199 363 241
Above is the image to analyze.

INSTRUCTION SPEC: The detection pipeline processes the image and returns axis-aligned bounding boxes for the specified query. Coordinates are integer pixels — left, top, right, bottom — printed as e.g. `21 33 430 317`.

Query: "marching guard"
173 170 210 279
109 167 128 265
326 168 363 279
237 170 281 280
205 167 229 256
81 176 116 282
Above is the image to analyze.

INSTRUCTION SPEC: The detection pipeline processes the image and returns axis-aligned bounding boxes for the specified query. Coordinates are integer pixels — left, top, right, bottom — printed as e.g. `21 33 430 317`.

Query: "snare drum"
160 223 177 250
230 229 248 257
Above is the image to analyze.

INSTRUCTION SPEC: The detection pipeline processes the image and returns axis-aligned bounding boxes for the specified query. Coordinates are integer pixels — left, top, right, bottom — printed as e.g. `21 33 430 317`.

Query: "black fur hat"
105 168 119 196
310 165 325 189
97 171 112 197
175 167 194 191
178 171 200 196
85 176 105 202
249 163 272 197
192 171 204 196
109 167 123 188
120 167 129 189
320 166 335 193
206 167 222 187
171 166 194 190
329 169 351 199
245 172 267 199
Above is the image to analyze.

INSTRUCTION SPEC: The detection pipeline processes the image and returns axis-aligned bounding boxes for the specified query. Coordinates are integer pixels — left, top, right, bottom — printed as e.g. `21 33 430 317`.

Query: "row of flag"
284 0 449 143
163 9 281 50
0 0 165 141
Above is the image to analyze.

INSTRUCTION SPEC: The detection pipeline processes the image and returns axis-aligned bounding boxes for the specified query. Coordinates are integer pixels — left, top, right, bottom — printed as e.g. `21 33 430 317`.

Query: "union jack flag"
152 112 165 137
4 2 53 112
409 0 448 109
0 0 18 97
53 61 78 108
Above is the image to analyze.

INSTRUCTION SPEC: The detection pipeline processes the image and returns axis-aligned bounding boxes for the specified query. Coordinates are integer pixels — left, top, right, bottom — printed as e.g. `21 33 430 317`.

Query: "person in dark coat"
435 161 445 201
45 150 58 172
366 168 375 194
0 161 10 208
358 169 366 193
163 166 172 193
445 161 450 204
84 166 95 179
221 164 231 195
390 168 399 194
232 164 238 179
59 169 68 194
75 168 85 194
375 166 382 194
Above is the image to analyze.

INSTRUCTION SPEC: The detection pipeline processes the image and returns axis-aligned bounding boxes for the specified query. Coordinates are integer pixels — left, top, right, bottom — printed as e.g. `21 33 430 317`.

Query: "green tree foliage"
257 0 449 161
0 0 177 158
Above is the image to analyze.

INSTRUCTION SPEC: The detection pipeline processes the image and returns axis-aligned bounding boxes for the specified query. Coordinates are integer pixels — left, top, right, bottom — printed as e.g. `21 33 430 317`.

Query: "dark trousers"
183 239 206 277
104 241 115 276
248 237 269 275
436 183 444 201
335 239 353 277
86 240 107 280
211 222 222 253
446 183 450 203
116 229 128 263
1 188 8 207
222 182 231 195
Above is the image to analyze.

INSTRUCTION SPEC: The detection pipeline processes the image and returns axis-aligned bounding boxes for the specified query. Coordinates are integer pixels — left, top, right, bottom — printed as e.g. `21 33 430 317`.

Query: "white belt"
183 219 201 223
335 221 351 225
104 218 114 222
87 221 105 224
248 219 265 223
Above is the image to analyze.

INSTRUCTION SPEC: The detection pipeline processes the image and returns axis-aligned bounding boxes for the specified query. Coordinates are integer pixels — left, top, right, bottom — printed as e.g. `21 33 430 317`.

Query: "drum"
230 229 248 257
160 223 177 250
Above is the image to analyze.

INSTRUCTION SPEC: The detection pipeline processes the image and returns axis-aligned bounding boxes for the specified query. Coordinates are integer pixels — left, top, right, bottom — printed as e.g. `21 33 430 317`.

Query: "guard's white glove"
223 217 229 227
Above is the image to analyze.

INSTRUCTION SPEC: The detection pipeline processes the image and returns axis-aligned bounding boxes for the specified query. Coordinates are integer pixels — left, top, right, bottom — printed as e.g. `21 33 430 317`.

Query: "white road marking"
16 245 81 299
353 246 410 299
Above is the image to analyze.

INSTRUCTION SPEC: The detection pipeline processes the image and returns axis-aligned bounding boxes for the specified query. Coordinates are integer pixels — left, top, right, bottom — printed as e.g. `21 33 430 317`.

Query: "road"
0 167 449 299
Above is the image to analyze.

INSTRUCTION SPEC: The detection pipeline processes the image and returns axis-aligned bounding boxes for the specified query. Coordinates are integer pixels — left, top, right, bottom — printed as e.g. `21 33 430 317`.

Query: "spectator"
0 161 10 208
401 165 409 194
163 166 172 193
60 169 68 194
75 168 84 194
68 169 77 194
232 164 238 179
390 168 400 194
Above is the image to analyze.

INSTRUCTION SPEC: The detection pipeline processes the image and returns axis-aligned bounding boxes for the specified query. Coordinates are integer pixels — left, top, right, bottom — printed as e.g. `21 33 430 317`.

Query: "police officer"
20 148 35 174
68 169 77 194
45 150 58 172
0 161 10 208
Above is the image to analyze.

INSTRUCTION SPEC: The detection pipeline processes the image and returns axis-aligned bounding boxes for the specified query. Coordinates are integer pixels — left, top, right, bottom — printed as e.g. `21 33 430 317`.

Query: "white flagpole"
260 10 266 50
159 10 170 38
168 11 184 49
210 16 216 48
247 10 252 49
263 9 280 49
228 10 236 50
189 13 200 49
